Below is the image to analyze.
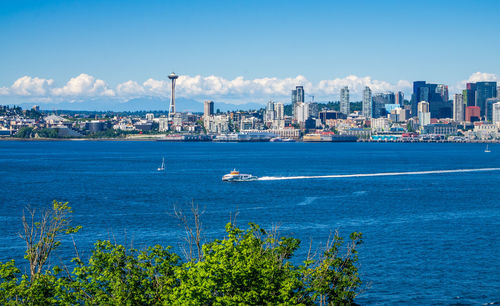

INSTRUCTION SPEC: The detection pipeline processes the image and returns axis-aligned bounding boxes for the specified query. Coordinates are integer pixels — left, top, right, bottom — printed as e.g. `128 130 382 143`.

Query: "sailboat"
484 144 491 153
158 157 165 171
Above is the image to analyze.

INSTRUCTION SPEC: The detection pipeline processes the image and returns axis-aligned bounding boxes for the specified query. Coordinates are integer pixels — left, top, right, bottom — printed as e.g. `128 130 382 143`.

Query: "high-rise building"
492 102 500 124
465 106 480 122
453 94 465 122
418 101 431 126
464 83 477 107
204 100 214 117
296 86 305 103
294 102 309 123
475 82 497 117
371 92 394 118
340 86 350 115
395 91 404 105
308 102 319 118
291 86 305 116
497 86 500 98
362 86 372 118
411 81 451 118
486 98 500 122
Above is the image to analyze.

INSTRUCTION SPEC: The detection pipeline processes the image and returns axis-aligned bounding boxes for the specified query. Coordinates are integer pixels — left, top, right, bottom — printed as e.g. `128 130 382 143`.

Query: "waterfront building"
158 117 169 132
465 106 481 122
492 102 500 125
453 93 465 122
371 117 390 132
204 101 214 117
418 101 431 127
423 124 457 136
204 114 230 134
362 86 372 118
340 86 350 115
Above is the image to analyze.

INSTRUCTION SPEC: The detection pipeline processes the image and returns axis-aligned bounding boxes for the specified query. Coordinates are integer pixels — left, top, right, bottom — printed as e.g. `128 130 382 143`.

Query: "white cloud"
451 72 499 94
13 72 500 104
116 80 145 97
9 76 54 96
51 74 115 97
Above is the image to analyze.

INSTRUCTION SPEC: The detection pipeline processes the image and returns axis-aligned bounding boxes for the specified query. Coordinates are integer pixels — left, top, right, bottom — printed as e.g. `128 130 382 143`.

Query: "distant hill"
19 98 265 112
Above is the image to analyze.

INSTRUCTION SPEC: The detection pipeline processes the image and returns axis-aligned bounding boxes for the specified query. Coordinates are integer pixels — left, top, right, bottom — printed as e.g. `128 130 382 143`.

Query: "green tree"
0 202 364 305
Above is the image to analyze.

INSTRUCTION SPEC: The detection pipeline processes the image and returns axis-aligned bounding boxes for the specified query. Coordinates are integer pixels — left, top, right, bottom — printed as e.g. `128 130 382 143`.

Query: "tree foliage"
0 202 364 305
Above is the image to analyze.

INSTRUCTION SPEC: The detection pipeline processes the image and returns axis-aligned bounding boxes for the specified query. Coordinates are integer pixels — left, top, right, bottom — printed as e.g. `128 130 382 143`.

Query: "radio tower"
168 72 179 120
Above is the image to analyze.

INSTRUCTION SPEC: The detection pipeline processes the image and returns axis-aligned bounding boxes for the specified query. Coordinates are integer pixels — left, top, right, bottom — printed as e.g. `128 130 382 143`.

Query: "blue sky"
1 0 499 105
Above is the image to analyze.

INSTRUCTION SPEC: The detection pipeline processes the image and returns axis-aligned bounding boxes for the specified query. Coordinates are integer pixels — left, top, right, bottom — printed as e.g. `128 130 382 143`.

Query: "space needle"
167 72 179 120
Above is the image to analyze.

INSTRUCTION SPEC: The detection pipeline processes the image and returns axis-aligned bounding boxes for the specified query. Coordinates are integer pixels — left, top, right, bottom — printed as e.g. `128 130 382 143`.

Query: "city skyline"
1 0 500 107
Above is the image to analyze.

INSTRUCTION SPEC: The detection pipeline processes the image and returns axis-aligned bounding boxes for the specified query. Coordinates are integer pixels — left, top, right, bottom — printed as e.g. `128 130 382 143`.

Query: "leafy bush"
0 203 364 305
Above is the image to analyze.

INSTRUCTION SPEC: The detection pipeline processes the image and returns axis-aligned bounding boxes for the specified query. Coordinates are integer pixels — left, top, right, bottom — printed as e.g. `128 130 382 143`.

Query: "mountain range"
18 97 266 112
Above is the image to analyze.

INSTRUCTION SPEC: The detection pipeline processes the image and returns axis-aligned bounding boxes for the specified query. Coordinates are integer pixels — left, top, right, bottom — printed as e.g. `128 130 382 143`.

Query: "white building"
145 113 154 121
418 101 431 127
340 86 350 115
371 117 390 132
294 102 309 123
204 115 229 134
453 94 464 122
158 117 169 132
362 86 372 118
492 102 500 125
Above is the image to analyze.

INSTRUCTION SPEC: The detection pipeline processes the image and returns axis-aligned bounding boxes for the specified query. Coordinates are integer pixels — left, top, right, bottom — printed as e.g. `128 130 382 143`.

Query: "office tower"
475 82 497 117
486 98 500 122
411 81 451 118
371 92 394 118
453 94 465 122
291 86 305 116
362 86 372 118
167 72 179 120
340 86 350 115
492 102 500 124
464 83 477 107
395 91 404 105
308 102 319 118
296 86 305 103
294 102 309 123
465 106 480 122
204 101 214 117
418 101 430 126
497 86 500 98
274 102 284 120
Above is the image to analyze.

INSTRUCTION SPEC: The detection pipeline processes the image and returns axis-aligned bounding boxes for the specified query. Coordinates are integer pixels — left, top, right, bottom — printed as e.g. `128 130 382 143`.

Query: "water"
0 141 499 305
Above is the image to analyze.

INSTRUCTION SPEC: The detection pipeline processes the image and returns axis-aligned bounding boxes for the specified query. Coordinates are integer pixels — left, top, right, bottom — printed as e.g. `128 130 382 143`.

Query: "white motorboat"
222 169 257 182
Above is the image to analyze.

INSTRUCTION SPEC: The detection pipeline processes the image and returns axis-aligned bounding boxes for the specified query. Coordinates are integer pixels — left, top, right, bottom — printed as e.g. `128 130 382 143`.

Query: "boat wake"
257 168 500 181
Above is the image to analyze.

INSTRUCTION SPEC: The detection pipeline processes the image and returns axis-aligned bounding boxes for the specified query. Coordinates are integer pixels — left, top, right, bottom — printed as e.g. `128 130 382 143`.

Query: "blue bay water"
0 141 499 304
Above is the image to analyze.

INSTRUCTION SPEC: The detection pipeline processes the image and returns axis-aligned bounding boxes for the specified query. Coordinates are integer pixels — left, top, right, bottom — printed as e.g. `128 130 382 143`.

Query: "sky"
1 0 499 107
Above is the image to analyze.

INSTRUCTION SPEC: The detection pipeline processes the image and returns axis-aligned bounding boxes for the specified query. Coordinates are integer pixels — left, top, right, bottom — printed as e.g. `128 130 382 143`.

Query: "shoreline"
1 137 499 143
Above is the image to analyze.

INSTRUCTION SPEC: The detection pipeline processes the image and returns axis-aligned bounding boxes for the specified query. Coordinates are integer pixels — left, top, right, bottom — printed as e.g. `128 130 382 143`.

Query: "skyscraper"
453 93 464 122
475 82 497 117
291 86 305 116
395 91 404 105
492 102 500 124
362 86 372 118
411 81 451 118
340 86 350 115
296 86 305 103
418 101 430 126
204 100 214 117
